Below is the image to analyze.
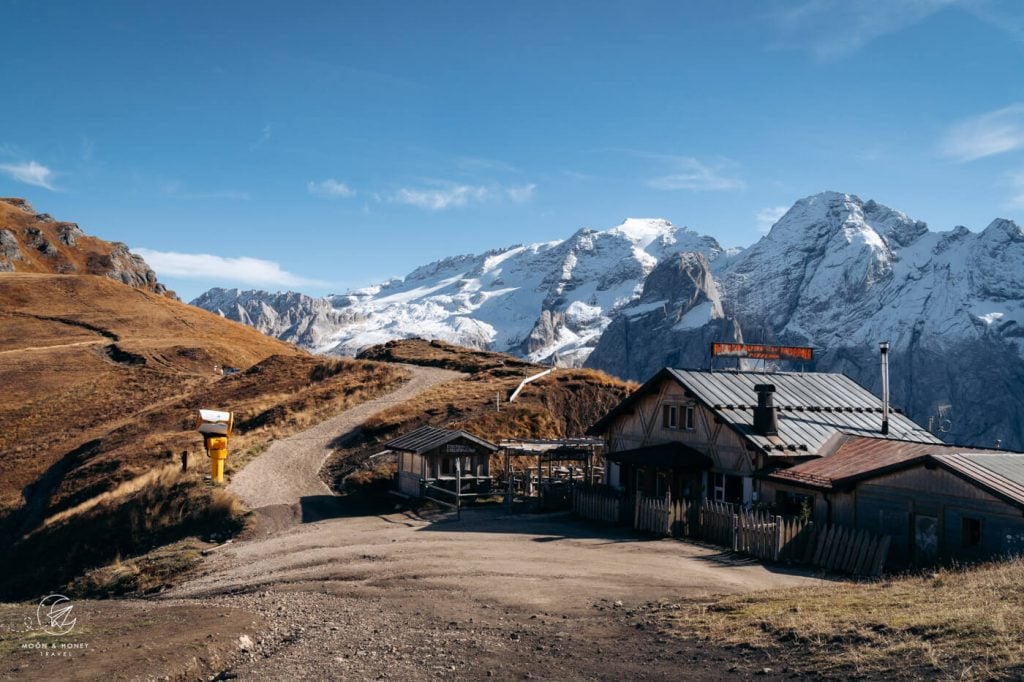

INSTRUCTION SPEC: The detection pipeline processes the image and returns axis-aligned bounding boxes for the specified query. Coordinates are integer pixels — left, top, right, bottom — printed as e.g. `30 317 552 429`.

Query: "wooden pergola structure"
499 437 605 511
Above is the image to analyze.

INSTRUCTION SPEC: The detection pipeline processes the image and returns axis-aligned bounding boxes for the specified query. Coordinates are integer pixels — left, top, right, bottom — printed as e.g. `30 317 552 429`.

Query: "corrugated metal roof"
384 425 498 454
933 453 1024 509
668 369 939 455
770 432 1015 491
767 436 1004 489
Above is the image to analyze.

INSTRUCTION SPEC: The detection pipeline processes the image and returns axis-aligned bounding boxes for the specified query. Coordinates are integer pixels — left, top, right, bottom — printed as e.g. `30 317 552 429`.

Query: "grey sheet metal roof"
667 369 939 455
932 453 1024 509
384 425 498 454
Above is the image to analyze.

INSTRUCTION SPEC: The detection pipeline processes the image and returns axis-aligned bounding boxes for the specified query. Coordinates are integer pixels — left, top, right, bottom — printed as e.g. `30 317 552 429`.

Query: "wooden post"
455 455 462 521
505 447 513 513
774 516 783 561
731 513 739 552
537 453 543 508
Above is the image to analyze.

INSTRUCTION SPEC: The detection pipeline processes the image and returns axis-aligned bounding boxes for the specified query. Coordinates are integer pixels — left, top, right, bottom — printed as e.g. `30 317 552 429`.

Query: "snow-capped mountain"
192 192 1024 448
193 219 725 365
589 192 1024 449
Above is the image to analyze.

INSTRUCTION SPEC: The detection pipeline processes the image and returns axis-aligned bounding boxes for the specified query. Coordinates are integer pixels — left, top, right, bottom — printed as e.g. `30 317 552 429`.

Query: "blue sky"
2 0 1023 301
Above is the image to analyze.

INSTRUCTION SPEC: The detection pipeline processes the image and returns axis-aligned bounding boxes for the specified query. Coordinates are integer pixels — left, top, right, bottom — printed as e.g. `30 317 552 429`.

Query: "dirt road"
159 507 826 680
228 364 463 509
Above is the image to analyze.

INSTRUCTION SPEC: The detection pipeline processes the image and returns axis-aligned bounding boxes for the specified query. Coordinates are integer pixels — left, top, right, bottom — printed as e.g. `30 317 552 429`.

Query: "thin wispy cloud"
770 0 958 59
250 123 272 150
0 160 58 190
648 157 745 192
308 178 356 198
941 104 1024 162
160 180 249 200
80 137 95 163
506 183 536 203
387 181 537 210
454 156 521 173
134 248 330 289
755 206 790 233
393 184 490 210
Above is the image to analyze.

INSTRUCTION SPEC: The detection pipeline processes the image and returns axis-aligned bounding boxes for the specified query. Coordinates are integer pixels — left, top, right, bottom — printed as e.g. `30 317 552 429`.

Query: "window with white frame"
662 405 678 429
711 472 726 501
663 404 695 431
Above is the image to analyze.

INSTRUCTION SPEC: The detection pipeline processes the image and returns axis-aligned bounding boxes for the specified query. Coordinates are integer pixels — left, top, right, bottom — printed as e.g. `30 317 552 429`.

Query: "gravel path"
164 509 827 681
228 364 463 509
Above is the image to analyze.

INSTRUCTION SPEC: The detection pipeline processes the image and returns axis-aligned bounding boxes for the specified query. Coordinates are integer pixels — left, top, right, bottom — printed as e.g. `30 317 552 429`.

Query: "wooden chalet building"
589 367 936 508
589 367 1024 566
387 426 497 499
766 436 1024 565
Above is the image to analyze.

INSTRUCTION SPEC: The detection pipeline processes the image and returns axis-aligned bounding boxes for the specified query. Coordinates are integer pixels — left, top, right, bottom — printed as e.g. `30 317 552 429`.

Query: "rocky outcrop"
586 252 742 379
192 288 352 352
0 198 174 298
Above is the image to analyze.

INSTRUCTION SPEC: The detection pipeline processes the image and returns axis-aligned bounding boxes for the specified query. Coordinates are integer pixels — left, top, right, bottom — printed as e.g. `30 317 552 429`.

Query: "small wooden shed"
386 426 498 500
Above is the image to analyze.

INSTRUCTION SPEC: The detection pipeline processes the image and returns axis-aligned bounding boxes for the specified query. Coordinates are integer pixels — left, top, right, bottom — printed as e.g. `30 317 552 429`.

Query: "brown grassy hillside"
0 198 173 296
0 273 409 598
329 339 635 487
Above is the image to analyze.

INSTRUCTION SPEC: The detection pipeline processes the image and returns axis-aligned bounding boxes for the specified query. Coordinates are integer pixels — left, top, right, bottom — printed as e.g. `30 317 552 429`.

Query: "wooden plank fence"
805 523 891 577
634 492 672 535
571 486 621 524
573 490 892 576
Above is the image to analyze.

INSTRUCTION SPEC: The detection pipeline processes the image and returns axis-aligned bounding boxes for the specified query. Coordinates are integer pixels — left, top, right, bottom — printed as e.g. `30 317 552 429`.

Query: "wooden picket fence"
574 490 890 576
699 499 736 547
804 523 891 577
634 492 673 535
571 485 621 524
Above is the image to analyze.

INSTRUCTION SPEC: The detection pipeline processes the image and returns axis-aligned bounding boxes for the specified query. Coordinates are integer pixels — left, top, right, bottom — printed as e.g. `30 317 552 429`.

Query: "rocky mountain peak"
980 218 1024 243
0 198 175 298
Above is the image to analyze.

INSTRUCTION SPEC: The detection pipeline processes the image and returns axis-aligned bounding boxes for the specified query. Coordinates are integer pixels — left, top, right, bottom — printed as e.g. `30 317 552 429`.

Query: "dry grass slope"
651 559 1024 679
328 339 636 489
0 273 410 598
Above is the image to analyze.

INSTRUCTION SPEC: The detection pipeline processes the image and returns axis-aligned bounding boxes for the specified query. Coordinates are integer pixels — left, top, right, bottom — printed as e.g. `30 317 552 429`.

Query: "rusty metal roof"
768 436 961 488
932 453 1024 509
667 369 939 455
384 425 498 454
767 435 1014 490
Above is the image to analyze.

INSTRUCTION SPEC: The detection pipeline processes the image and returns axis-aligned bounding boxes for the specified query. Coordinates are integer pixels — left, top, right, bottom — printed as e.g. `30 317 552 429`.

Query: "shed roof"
932 453 1024 509
384 425 498 454
766 435 1005 489
588 367 938 456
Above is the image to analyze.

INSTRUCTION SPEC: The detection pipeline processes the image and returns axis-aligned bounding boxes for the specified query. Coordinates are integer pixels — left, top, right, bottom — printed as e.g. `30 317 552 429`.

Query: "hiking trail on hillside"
228 364 463 510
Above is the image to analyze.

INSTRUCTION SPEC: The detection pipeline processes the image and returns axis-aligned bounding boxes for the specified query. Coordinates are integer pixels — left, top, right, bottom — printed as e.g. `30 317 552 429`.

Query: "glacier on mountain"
193 218 725 365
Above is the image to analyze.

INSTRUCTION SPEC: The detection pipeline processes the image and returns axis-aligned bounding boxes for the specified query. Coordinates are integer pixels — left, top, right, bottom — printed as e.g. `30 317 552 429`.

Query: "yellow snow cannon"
196 409 234 483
